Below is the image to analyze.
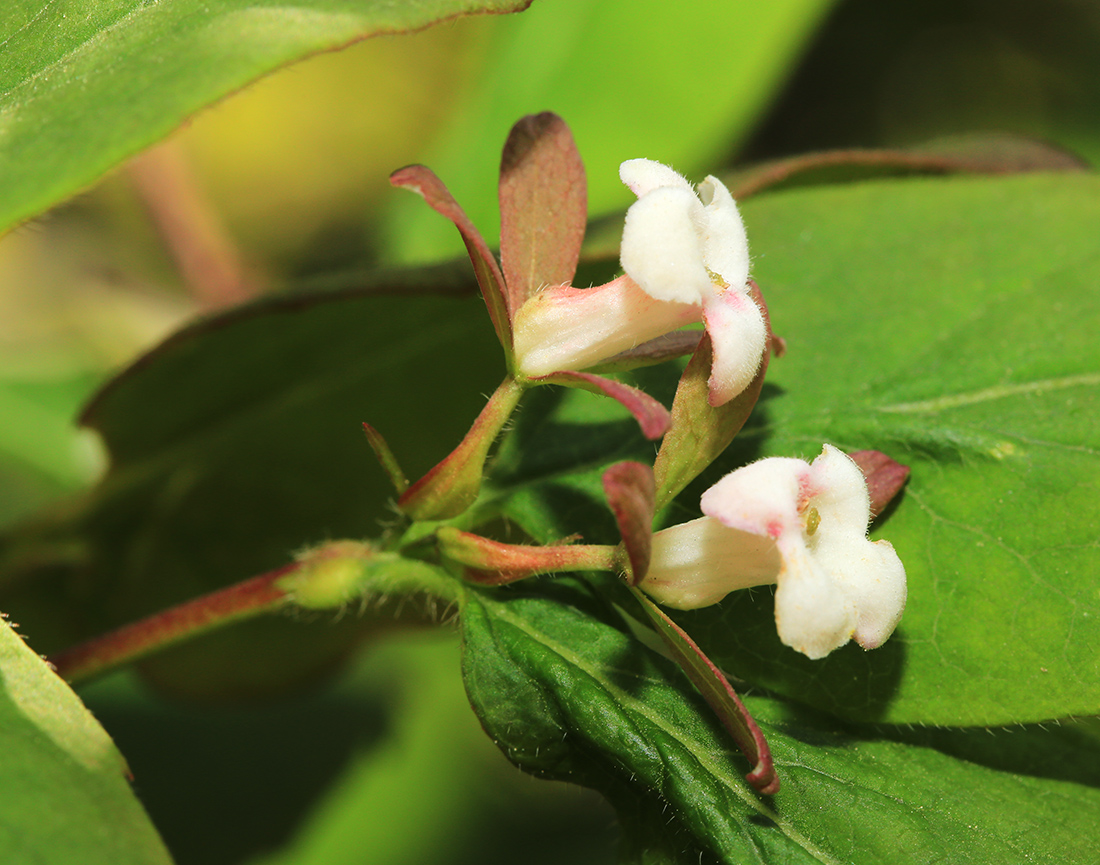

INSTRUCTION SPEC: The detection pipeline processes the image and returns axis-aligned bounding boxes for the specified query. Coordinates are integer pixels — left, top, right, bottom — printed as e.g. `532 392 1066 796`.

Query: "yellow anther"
805 507 821 537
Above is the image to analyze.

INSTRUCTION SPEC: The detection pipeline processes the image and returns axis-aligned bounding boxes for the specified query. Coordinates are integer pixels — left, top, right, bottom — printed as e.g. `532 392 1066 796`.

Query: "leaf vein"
489 600 844 865
876 373 1100 414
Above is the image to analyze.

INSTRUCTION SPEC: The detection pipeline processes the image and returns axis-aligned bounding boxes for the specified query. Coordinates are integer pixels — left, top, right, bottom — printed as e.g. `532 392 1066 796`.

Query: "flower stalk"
50 564 297 684
437 527 621 585
48 541 428 685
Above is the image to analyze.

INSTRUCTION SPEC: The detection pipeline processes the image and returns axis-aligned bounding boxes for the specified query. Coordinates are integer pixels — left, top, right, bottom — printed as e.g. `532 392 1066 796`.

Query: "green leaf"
384 0 838 263
682 173 1100 726
0 0 532 236
483 174 1100 726
461 578 1100 865
0 616 172 863
0 283 502 697
0 375 103 527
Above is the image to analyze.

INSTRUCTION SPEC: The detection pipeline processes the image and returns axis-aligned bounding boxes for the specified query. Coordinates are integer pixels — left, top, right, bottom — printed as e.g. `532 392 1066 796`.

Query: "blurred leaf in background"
0 0 534 238
0 0 522 532
382 0 839 264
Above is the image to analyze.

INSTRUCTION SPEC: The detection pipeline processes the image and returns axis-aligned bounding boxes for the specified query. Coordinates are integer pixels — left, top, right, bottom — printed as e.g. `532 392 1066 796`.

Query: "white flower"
640 445 907 659
512 159 767 406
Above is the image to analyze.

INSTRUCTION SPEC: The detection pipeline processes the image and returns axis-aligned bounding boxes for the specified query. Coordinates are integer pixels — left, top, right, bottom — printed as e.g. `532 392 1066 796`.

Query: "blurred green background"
2 0 1098 861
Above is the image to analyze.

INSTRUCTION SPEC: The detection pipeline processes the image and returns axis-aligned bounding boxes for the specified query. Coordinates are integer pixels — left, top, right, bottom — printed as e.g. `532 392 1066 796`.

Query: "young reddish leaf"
361 422 409 495
848 450 911 518
653 282 776 509
532 370 671 440
398 377 524 520
499 113 587 315
602 462 656 585
630 588 779 796
390 165 513 357
436 527 618 585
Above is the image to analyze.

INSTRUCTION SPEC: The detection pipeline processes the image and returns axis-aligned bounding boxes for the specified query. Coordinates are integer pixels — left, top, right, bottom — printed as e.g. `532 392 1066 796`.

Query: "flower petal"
825 535 907 650
512 275 698 377
696 176 750 289
621 186 713 305
806 444 872 530
804 445 907 651
642 516 780 609
702 288 768 406
700 456 808 538
619 158 693 197
773 536 858 659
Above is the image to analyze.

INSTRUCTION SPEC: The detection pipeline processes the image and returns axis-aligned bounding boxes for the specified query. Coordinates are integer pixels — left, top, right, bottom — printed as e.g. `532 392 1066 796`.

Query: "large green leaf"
462 579 1100 865
384 0 837 264
0 0 530 237
0 617 172 863
0 280 503 697
684 173 1100 725
483 173 1100 726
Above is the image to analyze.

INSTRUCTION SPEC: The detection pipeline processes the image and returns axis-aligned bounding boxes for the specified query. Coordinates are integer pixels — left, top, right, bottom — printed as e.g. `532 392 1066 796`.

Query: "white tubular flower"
619 159 767 405
640 445 907 660
512 160 766 406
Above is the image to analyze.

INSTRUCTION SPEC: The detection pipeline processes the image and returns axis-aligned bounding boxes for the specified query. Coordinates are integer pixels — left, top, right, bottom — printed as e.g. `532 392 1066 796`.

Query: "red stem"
50 563 299 684
128 141 257 309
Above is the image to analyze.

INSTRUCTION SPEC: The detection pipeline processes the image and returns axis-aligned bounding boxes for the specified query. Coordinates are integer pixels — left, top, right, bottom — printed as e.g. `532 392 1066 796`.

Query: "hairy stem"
50 562 299 684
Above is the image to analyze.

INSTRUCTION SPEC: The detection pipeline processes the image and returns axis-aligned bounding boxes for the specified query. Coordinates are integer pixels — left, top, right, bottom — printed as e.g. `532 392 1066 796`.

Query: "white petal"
700 456 808 538
620 186 713 305
810 528 907 650
641 516 780 610
702 288 767 405
845 538 906 649
805 445 908 650
619 158 693 197
773 536 858 659
512 276 699 377
696 176 750 289
807 444 872 532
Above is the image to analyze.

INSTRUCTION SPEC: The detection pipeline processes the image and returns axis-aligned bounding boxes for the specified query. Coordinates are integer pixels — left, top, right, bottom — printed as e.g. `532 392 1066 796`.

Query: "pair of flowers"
388 113 906 663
